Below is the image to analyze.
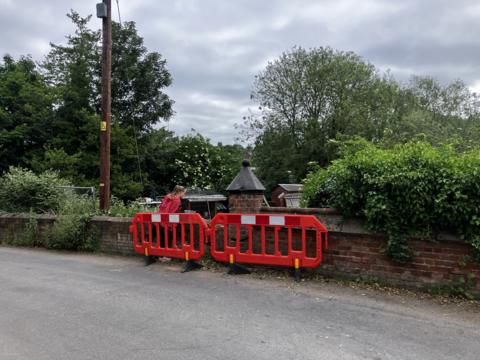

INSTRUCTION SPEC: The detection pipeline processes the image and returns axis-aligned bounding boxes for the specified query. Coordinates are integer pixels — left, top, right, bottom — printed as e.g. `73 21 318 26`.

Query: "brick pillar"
226 159 266 214
228 191 264 214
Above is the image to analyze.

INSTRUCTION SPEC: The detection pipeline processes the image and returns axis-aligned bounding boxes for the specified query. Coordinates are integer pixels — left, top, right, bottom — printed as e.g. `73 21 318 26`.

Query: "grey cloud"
1 0 480 143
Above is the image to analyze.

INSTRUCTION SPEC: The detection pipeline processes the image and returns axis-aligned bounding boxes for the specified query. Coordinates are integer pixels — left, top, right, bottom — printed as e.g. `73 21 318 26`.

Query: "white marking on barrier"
169 214 180 223
241 215 256 225
151 214 161 223
269 216 285 226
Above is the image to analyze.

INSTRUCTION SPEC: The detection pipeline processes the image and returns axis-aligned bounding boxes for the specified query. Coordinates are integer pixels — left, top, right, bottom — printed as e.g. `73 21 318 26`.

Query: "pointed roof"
226 160 265 192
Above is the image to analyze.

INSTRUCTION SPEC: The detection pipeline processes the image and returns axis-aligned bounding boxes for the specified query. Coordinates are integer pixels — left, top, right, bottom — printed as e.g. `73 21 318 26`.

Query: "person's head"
172 185 186 198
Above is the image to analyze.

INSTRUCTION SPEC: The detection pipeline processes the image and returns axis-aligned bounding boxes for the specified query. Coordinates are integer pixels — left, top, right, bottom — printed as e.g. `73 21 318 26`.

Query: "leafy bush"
303 141 480 263
45 190 97 251
0 167 68 213
105 197 150 217
0 167 99 251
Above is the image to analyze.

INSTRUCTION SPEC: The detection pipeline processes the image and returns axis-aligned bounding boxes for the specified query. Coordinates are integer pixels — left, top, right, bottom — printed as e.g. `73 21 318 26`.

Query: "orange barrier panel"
129 212 208 263
209 213 328 271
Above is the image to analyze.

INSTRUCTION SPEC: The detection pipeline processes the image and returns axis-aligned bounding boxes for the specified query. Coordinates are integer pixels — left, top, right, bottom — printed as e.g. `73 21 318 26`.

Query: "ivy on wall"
303 140 480 263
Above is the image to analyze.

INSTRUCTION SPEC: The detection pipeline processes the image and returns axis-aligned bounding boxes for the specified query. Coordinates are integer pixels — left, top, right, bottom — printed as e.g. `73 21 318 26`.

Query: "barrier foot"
293 268 301 282
182 260 203 273
144 256 156 266
228 263 250 275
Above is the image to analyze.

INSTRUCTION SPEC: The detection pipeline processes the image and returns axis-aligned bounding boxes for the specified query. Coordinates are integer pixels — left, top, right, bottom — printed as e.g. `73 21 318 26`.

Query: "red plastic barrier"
209 213 328 269
129 212 208 261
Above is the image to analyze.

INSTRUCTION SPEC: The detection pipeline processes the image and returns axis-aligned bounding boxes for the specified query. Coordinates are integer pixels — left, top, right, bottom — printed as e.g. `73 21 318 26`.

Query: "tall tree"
248 46 406 189
0 55 53 173
247 47 480 190
37 11 174 199
172 133 245 191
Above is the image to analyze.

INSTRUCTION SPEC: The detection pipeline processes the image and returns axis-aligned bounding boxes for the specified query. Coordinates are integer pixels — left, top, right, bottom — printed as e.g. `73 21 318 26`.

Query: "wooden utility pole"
99 0 112 211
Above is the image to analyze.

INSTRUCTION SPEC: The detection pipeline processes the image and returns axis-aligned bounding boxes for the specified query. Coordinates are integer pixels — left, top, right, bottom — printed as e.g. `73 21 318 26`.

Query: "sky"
1 0 480 144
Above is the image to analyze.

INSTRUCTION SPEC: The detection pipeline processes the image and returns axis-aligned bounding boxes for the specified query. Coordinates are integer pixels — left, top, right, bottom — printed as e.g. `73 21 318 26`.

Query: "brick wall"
2 211 479 296
88 216 134 255
0 213 135 256
261 207 480 295
0 213 56 243
228 192 264 213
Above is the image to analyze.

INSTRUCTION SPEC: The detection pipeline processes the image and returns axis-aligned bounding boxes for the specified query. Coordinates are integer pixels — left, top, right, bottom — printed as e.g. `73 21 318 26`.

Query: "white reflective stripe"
151 214 161 223
169 214 180 223
269 216 285 226
241 215 256 225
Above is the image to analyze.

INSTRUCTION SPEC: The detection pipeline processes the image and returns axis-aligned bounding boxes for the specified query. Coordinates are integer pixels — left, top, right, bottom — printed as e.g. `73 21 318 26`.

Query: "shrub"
0 167 68 213
0 168 100 251
45 190 97 251
303 141 480 263
106 196 150 217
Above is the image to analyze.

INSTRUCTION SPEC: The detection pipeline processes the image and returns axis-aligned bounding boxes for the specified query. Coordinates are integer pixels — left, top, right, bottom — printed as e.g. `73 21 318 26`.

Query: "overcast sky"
1 0 480 144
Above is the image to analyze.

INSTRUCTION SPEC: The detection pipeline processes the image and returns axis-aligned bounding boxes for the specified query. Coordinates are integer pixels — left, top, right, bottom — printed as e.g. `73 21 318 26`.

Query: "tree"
247 47 480 191
110 21 173 131
37 11 174 199
381 77 480 148
0 55 53 173
172 133 244 191
248 46 406 189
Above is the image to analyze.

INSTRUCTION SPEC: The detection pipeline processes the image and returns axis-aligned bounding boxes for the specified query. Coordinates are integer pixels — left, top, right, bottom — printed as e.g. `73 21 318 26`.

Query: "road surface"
0 247 479 360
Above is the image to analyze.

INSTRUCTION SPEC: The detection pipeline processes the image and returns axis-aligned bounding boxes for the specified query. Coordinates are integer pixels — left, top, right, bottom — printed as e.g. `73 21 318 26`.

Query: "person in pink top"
158 185 186 213
146 185 186 266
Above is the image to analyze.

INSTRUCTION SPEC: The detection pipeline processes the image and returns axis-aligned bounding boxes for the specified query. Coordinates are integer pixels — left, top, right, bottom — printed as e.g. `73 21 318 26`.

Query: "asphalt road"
0 247 479 360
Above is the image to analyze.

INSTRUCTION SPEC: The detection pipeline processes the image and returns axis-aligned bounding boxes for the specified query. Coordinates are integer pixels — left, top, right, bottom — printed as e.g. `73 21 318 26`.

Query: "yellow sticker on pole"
100 121 107 131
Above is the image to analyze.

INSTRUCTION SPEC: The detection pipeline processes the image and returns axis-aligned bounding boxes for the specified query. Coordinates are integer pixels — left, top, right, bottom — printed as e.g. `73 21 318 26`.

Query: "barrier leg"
293 268 301 282
227 254 250 275
144 255 156 266
182 260 203 273
143 247 156 266
293 258 301 282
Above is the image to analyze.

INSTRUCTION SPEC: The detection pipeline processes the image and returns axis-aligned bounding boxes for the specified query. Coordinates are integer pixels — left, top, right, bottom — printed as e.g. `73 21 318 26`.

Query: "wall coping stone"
260 207 461 243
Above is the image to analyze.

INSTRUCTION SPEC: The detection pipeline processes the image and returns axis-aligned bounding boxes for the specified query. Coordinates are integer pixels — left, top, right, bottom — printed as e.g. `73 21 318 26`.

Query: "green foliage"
106 197 150 217
247 47 480 189
380 235 416 264
428 273 477 300
0 167 98 250
246 46 412 189
172 133 244 191
0 167 68 213
303 141 480 263
3 212 42 247
45 191 97 251
0 55 53 173
34 11 174 200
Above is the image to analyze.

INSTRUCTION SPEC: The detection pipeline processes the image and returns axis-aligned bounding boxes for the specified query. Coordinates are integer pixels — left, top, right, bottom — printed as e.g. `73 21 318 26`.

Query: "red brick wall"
228 193 264 213
213 222 479 294
259 207 480 295
2 211 479 296
0 214 135 256
322 232 480 293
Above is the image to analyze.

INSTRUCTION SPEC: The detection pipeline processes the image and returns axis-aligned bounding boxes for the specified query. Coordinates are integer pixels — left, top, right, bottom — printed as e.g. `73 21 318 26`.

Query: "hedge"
302 141 480 263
